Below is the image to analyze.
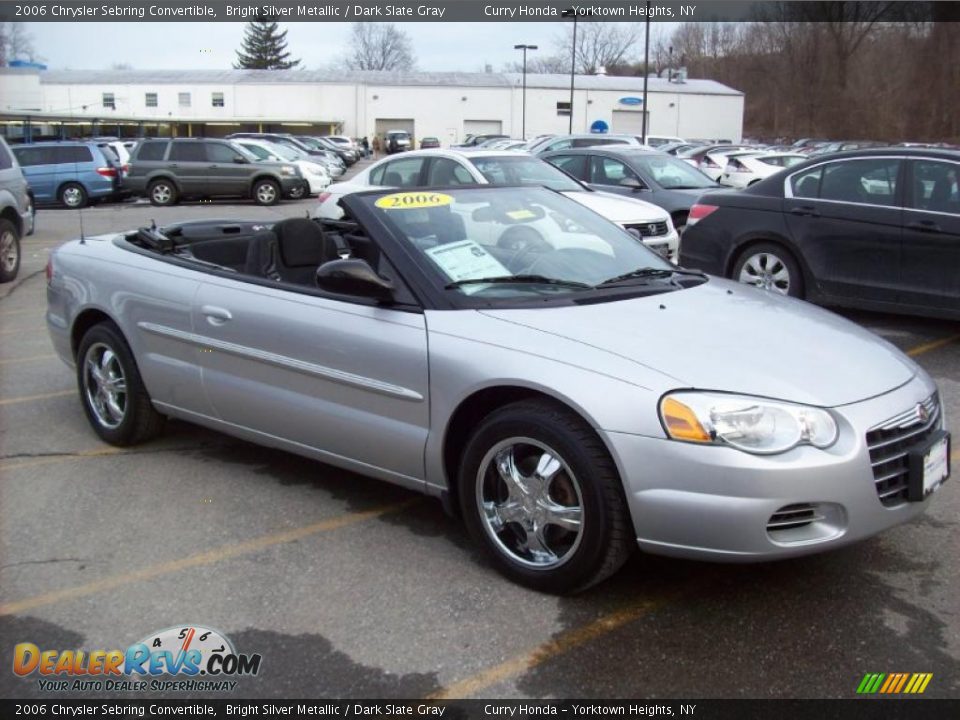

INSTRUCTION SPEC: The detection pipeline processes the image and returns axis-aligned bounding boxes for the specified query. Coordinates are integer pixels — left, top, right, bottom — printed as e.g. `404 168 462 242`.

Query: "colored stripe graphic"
858 672 932 694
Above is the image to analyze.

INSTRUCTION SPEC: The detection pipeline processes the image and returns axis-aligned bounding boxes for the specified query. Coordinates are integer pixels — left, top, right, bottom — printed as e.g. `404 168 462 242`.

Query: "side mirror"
233 156 249 164
316 259 394 301
619 177 643 190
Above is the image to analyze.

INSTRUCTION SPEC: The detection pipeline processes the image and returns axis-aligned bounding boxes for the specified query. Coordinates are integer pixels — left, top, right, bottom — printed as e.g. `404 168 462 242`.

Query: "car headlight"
659 391 838 455
305 163 326 176
280 165 297 176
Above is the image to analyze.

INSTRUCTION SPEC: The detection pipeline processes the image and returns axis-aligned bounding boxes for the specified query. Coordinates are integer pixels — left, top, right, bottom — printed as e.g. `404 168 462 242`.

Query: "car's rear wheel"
148 179 178 207
77 322 165 446
0 219 21 283
733 242 804 298
253 179 280 206
59 183 88 209
459 399 633 593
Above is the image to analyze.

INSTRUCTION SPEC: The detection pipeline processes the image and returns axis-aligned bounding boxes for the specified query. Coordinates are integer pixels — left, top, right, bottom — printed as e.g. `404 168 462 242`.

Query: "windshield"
228 142 261 162
469 156 583 192
360 186 675 300
296 137 324 150
626 154 717 189
263 141 300 161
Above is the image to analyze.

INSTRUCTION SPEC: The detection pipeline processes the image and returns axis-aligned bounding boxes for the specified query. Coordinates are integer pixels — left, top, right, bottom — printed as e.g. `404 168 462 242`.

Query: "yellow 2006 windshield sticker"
375 192 454 210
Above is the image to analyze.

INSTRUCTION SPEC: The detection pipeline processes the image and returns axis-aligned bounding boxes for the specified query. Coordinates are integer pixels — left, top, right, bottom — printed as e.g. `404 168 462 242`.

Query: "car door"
167 141 209 196
544 153 589 185
204 141 251 197
784 157 903 303
899 158 960 313
191 275 430 487
12 146 57 203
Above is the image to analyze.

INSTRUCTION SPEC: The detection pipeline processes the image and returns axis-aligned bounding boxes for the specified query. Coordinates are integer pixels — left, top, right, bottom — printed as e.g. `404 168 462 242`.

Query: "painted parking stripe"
907 333 960 357
0 389 74 406
0 353 57 365
0 499 418 616
0 446 124 472
426 598 670 700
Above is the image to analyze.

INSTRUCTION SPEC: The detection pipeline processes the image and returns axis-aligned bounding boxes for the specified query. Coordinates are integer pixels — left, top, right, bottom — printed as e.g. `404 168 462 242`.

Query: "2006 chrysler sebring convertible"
46 185 950 593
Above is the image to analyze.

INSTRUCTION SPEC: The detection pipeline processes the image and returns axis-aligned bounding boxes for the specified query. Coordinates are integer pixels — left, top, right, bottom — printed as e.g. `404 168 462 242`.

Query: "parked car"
46 185 949 592
313 149 680 260
678 144 756 178
227 133 355 167
530 134 646 155
384 130 412 154
641 135 686 148
126 138 304 206
680 148 960 319
718 153 807 189
453 133 509 148
419 137 441 149
0 136 36 283
313 136 360 164
233 138 331 198
658 141 705 156
542 147 720 233
11 141 123 208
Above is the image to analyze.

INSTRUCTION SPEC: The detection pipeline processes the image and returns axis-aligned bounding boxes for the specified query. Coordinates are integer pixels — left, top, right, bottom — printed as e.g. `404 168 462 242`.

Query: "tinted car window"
137 141 168 161
427 158 473 185
547 154 588 180
544 139 573 152
790 166 822 198
820 159 900 206
56 146 94 164
910 160 959 214
206 142 245 163
630 154 717 189
469 156 581 192
575 138 629 148
99 145 121 163
0 142 12 170
590 157 639 184
13 147 56 167
377 157 426 187
169 142 206 162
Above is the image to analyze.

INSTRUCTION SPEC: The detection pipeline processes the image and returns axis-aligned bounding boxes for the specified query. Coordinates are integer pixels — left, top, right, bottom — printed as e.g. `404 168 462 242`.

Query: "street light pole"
641 0 651 144
514 44 538 140
569 15 577 133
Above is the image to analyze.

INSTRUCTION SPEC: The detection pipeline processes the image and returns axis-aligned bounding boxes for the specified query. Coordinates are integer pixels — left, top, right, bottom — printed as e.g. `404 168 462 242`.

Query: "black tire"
148 179 178 207
732 242 805 299
76 321 165 446
59 182 88 209
458 399 634 594
287 182 307 200
672 212 688 236
0 218 21 283
253 179 281 206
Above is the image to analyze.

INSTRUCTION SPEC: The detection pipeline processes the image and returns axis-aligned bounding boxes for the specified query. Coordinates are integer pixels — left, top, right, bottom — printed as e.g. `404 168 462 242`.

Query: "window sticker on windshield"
506 209 536 220
426 240 510 286
375 192 453 210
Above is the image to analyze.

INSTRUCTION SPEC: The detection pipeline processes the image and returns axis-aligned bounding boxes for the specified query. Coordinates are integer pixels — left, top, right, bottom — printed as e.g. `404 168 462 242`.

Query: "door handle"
201 305 232 325
790 205 820 217
907 220 941 233
167 164 179 168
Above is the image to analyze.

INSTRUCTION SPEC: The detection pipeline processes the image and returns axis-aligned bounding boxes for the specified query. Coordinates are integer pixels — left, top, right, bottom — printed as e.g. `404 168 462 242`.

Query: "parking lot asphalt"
1 173 959 700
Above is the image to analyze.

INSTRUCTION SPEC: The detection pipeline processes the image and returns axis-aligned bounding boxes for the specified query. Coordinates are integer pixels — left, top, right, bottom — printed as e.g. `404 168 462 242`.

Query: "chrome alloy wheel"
476 438 584 569
151 183 173 204
82 343 128 429
738 252 791 295
62 186 84 208
0 227 17 274
255 182 278 204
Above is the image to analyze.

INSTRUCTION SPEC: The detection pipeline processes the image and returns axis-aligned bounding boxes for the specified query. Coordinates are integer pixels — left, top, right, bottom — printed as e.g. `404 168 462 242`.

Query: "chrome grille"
625 221 669 238
866 393 940 507
767 503 823 532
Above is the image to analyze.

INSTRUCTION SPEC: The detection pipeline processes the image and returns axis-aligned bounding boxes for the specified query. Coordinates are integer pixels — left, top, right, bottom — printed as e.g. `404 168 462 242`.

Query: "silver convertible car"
46 186 950 593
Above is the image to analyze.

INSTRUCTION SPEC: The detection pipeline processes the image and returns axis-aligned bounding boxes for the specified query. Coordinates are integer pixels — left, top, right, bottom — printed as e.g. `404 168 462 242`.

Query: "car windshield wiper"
596 266 707 288
445 275 592 290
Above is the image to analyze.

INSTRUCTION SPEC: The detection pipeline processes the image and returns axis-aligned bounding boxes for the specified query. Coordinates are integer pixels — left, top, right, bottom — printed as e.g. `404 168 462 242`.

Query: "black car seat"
243 230 281 280
383 171 404 187
795 175 820 198
270 218 344 285
929 177 953 212
428 206 467 244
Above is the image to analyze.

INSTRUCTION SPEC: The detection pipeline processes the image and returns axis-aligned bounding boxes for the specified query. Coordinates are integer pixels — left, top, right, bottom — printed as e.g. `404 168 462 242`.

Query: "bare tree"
0 22 42 64
502 55 569 74
341 23 416 71
552 22 640 74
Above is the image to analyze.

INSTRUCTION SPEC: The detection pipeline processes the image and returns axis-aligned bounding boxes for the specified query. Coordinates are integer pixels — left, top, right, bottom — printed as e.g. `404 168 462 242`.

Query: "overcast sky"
24 22 577 73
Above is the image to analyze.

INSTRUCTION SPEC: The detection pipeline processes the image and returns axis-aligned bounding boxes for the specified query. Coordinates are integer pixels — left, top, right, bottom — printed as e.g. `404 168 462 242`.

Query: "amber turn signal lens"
661 397 712 442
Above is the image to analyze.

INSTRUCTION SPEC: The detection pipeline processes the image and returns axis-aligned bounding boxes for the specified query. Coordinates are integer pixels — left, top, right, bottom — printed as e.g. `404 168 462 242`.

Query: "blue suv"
11 141 123 208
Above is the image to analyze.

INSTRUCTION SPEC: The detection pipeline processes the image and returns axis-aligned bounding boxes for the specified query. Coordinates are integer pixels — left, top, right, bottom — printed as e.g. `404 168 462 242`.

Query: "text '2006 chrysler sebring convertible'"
46 186 950 593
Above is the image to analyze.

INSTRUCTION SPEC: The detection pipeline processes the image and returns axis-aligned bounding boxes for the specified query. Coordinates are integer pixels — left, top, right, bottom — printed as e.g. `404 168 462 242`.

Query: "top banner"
2 1 959 23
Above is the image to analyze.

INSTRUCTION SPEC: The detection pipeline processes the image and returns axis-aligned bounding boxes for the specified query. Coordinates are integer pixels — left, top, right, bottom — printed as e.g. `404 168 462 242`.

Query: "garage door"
611 110 649 135
375 118 415 143
464 120 503 138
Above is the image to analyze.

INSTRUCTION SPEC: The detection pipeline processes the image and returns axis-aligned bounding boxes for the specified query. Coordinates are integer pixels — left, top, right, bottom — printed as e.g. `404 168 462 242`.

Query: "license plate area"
908 430 950 501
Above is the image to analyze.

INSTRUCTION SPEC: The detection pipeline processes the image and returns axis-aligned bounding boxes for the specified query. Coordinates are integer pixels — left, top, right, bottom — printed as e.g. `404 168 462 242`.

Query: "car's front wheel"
77 322 165 446
148 179 178 207
733 242 804 298
459 399 633 593
253 179 280 206
0 218 21 283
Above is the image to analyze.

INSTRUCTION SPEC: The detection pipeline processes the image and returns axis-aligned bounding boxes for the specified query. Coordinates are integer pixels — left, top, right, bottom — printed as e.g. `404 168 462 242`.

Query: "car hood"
479 279 917 407
562 190 669 223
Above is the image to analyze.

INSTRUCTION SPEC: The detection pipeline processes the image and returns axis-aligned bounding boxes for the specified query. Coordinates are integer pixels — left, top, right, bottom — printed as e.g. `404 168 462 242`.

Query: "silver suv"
0 137 36 283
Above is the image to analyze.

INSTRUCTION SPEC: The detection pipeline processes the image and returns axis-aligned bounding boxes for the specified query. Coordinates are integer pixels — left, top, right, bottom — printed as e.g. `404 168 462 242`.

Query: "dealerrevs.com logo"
13 625 261 693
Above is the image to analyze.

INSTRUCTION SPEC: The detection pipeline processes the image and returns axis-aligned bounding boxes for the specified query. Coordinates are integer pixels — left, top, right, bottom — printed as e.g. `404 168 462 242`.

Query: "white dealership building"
0 67 743 144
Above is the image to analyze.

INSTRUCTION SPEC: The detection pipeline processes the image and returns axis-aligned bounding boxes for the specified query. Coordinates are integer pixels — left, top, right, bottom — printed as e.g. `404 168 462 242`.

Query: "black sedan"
541 147 720 232
680 148 960 319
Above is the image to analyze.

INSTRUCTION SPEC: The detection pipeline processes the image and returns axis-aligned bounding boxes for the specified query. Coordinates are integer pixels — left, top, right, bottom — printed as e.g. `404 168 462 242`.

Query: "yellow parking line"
0 389 74 406
0 309 41 317
0 353 56 365
0 499 418 616
907 333 960 357
0 446 123 472
426 598 668 700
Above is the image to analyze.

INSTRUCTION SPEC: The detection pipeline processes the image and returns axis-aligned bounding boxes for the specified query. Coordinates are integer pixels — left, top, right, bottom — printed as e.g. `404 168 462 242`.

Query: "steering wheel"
497 225 550 253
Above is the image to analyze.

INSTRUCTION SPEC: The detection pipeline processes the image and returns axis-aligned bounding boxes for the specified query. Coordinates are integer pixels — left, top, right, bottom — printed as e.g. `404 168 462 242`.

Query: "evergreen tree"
234 21 301 70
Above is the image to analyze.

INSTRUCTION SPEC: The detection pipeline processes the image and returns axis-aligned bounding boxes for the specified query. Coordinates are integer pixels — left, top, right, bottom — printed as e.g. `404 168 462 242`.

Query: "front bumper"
639 229 680 263
605 374 945 561
304 173 331 194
